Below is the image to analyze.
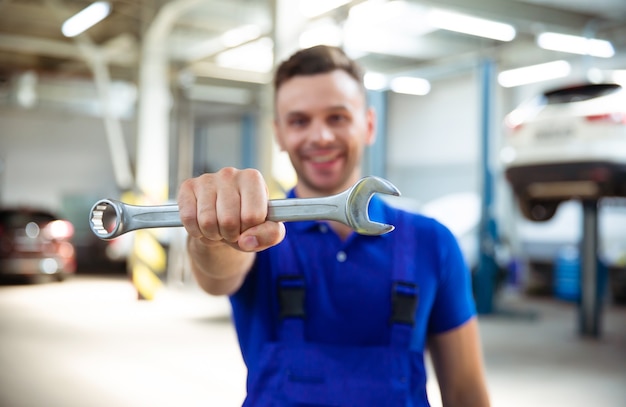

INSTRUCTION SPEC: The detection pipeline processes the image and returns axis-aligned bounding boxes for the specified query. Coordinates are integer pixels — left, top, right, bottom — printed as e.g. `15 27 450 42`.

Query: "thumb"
237 221 286 252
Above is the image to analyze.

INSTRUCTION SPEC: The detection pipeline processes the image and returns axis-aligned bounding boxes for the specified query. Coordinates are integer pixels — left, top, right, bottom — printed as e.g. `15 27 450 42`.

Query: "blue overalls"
242 218 423 407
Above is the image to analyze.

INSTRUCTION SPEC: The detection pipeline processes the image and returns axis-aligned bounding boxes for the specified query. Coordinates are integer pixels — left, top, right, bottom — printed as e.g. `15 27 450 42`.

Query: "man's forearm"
187 236 255 296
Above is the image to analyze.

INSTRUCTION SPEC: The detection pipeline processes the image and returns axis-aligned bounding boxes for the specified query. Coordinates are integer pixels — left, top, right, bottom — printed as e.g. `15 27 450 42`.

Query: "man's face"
274 70 375 196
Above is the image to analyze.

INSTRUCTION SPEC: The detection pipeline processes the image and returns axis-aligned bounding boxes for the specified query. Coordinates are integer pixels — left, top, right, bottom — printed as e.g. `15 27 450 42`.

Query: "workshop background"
0 1 625 406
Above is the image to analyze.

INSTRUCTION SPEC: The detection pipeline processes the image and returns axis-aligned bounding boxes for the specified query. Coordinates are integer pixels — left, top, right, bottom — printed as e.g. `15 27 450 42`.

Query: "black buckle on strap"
277 275 306 319
390 281 418 326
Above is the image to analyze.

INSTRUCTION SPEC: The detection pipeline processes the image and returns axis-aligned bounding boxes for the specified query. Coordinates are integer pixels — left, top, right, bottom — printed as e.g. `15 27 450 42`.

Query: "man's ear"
365 107 377 146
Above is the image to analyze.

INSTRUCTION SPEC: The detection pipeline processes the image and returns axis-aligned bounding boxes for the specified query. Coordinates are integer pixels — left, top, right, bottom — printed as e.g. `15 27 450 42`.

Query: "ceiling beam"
0 34 137 68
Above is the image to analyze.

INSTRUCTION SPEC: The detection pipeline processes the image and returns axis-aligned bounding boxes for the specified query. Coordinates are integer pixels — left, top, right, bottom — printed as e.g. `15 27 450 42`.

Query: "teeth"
310 153 336 163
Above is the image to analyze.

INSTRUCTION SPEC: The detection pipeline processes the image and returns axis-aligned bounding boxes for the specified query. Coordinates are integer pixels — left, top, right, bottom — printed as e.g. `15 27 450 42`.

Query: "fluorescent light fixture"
216 37 274 73
221 24 262 48
390 77 431 95
537 32 614 58
62 1 111 37
427 9 516 42
299 0 352 18
348 1 435 37
498 60 571 88
299 20 342 48
364 72 388 91
344 1 436 56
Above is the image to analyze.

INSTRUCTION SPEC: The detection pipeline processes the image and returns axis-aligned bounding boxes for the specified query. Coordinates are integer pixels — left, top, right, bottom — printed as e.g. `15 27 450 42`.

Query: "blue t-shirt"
229 193 476 392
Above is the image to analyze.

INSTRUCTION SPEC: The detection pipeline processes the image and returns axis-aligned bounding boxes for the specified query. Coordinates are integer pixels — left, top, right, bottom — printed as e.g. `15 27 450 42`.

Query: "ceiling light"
498 60 571 88
299 20 342 48
299 0 352 18
427 9 516 42
390 77 431 95
537 32 615 58
216 37 273 73
348 1 434 37
344 1 437 56
221 24 262 48
62 1 111 38
364 72 388 91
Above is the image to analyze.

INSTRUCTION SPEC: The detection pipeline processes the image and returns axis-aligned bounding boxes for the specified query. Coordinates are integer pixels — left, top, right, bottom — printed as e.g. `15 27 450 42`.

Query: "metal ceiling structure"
0 0 624 89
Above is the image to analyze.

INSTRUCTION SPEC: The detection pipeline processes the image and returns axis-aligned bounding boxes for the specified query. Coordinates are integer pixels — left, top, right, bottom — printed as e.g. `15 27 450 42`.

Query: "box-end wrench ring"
89 176 400 240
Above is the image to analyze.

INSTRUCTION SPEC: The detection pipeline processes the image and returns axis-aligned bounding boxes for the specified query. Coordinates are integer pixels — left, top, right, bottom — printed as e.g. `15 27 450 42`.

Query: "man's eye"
289 117 309 127
329 114 348 125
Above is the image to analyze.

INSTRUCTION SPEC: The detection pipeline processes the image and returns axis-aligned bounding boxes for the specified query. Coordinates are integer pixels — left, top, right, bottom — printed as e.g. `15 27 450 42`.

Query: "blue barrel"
554 246 580 301
554 247 608 302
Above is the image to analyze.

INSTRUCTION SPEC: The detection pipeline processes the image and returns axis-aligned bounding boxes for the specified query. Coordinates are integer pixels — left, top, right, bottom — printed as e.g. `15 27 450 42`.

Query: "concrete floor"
0 274 624 407
478 293 626 407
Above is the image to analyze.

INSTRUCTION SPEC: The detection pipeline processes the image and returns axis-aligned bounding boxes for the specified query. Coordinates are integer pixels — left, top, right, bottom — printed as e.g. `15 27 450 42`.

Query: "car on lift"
0 208 76 281
500 83 626 303
500 82 626 221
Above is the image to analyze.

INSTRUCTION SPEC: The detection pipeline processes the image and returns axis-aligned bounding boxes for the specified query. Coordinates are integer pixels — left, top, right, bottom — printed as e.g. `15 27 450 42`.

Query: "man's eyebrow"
326 105 350 111
285 110 308 118
283 105 352 118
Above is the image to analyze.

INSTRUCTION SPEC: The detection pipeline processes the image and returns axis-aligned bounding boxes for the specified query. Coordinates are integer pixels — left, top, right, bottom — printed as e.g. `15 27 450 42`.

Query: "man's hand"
177 167 285 295
178 167 285 252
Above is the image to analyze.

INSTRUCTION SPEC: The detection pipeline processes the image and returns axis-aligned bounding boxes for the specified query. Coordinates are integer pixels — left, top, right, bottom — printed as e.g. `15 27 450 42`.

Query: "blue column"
241 113 257 169
475 59 500 314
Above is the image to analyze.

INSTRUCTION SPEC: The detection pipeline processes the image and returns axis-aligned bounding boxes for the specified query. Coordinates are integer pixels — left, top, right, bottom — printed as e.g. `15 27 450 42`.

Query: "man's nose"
309 121 335 143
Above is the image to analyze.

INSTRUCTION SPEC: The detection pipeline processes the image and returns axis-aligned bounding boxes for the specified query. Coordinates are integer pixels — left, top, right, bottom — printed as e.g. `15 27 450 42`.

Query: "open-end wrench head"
345 176 401 235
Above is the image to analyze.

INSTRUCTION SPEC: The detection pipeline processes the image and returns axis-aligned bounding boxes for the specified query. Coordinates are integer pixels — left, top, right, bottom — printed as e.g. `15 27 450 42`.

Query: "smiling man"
177 45 490 406
274 61 374 197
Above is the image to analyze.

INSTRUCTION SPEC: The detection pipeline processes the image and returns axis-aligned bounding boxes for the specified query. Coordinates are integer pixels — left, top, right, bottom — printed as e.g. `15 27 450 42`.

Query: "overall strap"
272 211 418 348
390 211 419 349
271 232 306 343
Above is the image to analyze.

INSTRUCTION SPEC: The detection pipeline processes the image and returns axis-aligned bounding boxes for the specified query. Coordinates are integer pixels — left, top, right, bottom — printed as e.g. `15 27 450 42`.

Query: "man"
177 45 490 406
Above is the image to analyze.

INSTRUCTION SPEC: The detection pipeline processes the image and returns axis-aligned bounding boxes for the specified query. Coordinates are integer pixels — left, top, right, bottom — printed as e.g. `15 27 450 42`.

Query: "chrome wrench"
89 176 400 240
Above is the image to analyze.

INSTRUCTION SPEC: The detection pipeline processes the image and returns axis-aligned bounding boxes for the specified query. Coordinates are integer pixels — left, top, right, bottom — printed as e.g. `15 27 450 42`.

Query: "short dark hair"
274 45 365 93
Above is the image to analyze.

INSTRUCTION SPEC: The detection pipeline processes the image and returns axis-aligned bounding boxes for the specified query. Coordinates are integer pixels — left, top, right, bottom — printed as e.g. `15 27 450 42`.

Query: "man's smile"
308 151 341 164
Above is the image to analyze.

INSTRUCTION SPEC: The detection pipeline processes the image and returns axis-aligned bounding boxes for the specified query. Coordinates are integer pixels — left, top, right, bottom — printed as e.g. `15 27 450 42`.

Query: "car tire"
518 198 560 222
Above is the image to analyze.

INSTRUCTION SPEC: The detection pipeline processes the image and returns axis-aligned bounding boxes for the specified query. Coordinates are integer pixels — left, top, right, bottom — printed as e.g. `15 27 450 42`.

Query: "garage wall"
386 72 481 204
1 63 587 223
0 72 488 213
0 108 134 212
196 118 243 174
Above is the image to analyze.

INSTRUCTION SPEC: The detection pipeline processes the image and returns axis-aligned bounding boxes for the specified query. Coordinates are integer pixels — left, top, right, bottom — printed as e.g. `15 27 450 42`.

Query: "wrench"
89 176 400 240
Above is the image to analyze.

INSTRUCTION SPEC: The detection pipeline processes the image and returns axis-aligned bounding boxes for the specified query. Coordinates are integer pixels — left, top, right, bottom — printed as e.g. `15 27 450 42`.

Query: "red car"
0 208 76 281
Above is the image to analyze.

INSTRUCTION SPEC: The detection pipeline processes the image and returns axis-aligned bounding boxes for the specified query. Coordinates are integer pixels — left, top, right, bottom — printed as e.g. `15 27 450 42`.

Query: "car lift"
475 58 503 316
475 59 604 337
579 200 604 337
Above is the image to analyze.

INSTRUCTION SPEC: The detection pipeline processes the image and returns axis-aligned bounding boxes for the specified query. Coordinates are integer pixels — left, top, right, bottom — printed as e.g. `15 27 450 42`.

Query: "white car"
500 83 626 221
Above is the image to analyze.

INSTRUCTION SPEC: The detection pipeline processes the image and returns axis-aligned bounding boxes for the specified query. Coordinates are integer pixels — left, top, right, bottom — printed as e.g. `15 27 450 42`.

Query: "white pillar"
135 0 203 202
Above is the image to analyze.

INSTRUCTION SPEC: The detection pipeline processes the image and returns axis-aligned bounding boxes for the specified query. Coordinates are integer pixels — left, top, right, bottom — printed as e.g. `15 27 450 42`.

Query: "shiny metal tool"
89 176 400 240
